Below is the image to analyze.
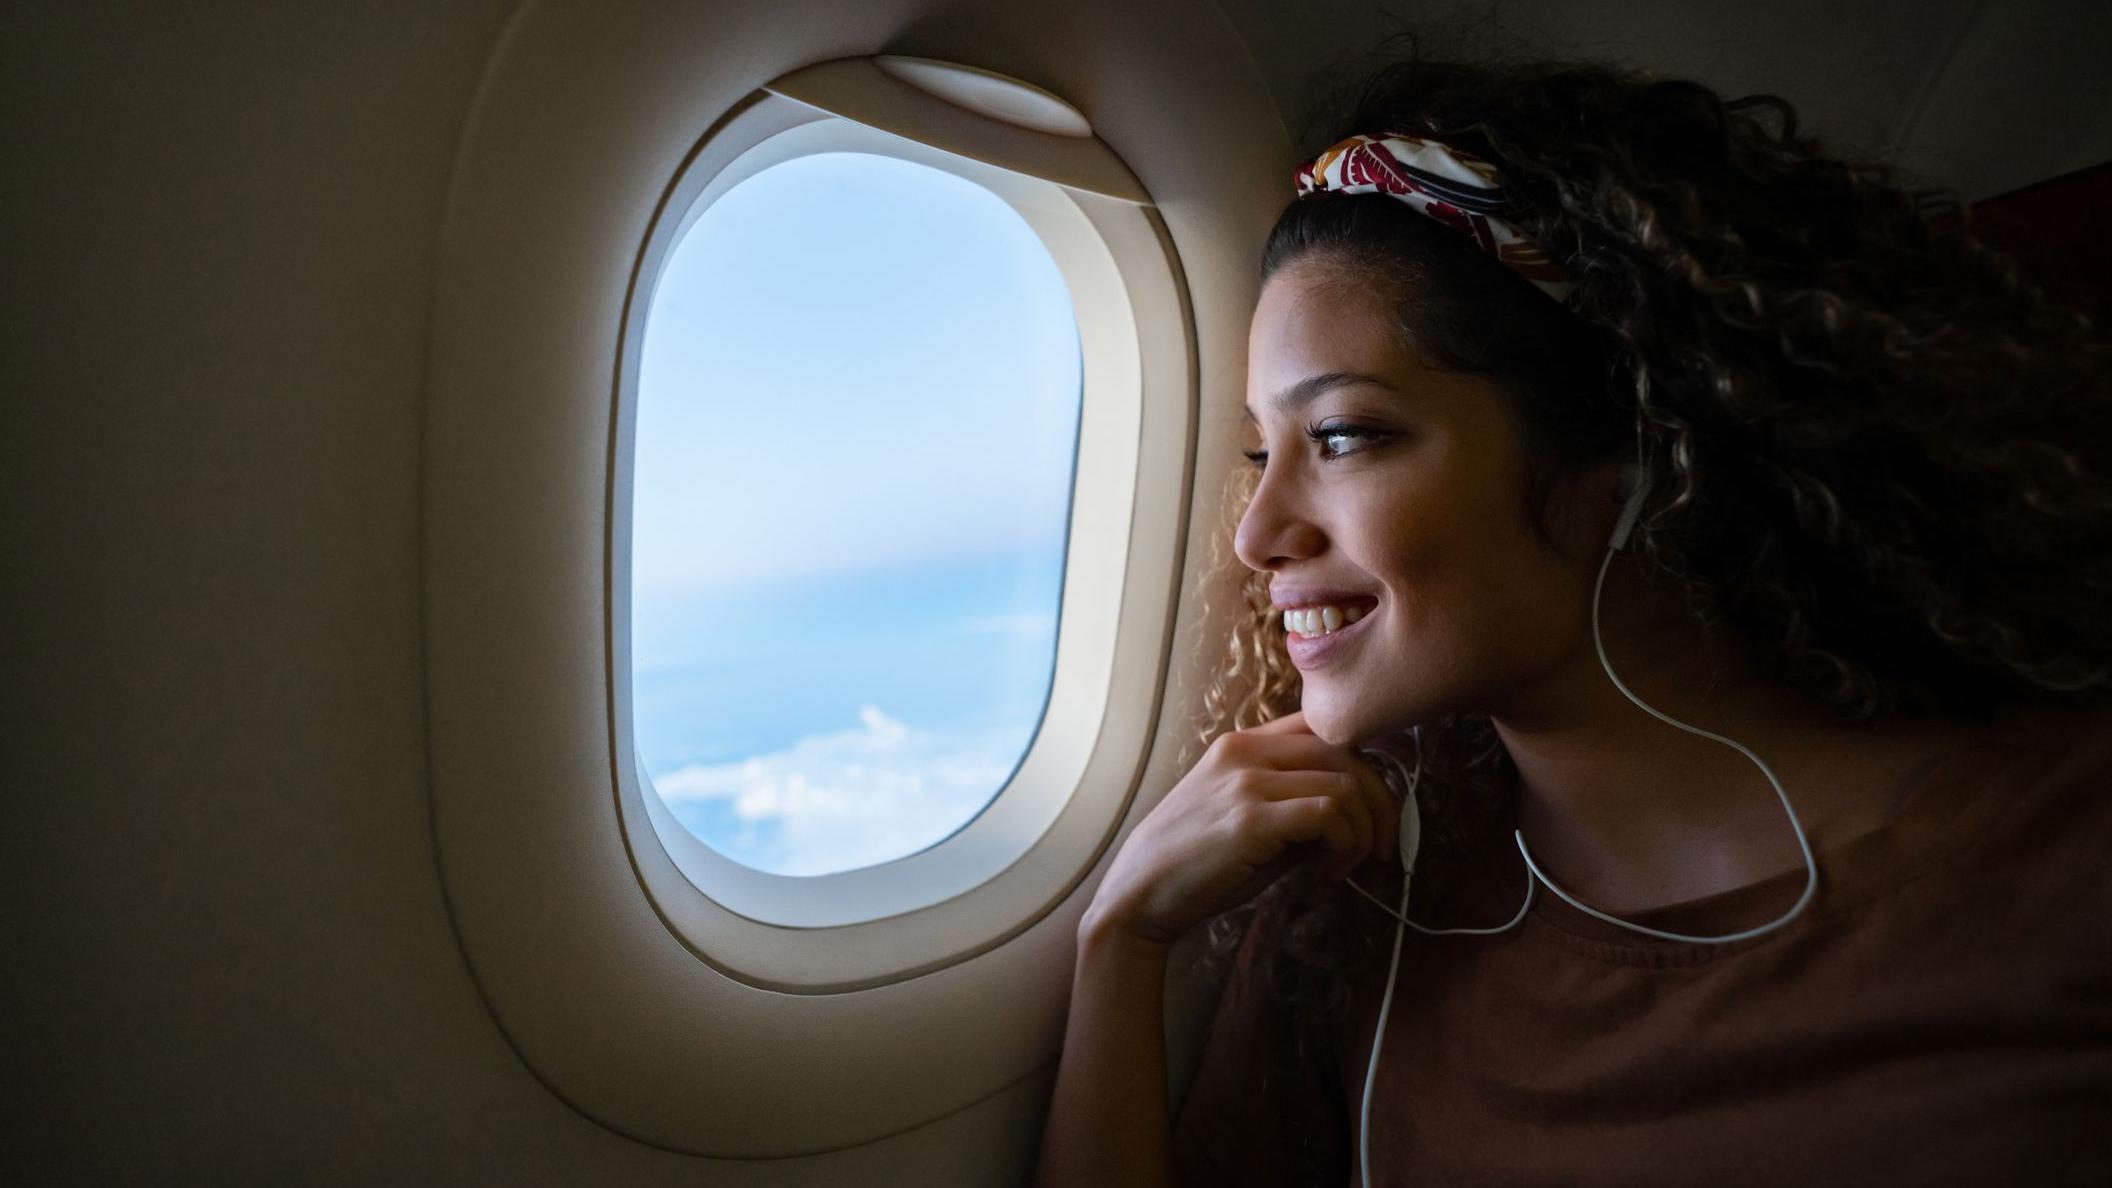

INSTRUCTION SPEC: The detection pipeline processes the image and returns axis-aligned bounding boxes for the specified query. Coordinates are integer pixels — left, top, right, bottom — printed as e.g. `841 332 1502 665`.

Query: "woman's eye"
1241 424 1382 469
1306 422 1378 460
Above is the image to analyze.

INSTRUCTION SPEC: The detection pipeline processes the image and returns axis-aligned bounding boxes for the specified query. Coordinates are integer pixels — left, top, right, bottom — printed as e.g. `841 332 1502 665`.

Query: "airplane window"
630 150 1083 878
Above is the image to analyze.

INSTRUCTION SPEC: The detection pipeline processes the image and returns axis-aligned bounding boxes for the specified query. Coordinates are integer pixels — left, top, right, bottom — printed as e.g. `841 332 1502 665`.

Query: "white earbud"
1608 461 1652 551
1359 748 1422 877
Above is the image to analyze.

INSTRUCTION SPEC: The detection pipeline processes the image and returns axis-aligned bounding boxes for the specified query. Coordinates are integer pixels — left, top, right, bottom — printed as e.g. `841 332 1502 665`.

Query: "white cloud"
650 705 1031 877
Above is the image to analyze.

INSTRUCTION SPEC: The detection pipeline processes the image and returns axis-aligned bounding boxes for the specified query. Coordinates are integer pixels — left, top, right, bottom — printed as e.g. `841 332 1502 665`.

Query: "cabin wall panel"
1216 0 1970 156
0 2 1034 1182
1 1 1237 1182
1895 0 2112 200
1217 0 2109 201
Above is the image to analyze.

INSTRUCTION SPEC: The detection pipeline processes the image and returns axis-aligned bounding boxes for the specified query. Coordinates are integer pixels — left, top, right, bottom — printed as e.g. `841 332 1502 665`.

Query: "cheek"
1353 479 1481 599
1363 490 1574 653
1470 534 1594 668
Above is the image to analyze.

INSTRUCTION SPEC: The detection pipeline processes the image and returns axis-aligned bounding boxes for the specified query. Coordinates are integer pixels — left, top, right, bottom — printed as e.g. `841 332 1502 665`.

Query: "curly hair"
1181 49 2112 1087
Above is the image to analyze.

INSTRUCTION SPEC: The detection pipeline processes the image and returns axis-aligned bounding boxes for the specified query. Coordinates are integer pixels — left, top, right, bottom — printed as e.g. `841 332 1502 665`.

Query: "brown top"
1170 704 2112 1187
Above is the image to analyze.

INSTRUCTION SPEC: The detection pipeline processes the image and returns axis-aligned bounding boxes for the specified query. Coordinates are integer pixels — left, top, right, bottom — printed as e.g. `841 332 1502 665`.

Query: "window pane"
631 151 1082 878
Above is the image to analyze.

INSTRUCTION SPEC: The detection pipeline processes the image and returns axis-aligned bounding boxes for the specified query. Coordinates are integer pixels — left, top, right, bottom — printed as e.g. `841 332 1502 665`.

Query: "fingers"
1244 710 1310 735
1248 796 1360 860
1237 731 1366 771
1234 768 1377 870
1216 718 1399 867
1240 734 1397 866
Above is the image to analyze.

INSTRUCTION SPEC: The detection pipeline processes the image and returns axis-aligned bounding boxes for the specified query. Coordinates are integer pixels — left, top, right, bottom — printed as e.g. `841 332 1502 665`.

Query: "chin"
1297 688 1366 746
1302 684 1421 749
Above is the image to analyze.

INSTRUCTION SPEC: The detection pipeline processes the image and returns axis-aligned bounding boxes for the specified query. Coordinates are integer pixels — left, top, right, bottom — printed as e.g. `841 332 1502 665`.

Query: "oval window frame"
624 138 1084 892
615 111 1153 952
602 63 1192 994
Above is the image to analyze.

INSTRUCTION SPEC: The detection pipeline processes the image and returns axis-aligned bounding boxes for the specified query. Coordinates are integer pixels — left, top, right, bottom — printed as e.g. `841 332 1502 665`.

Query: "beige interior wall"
0 1 1249 1181
0 1 1022 1180
0 2 754 1181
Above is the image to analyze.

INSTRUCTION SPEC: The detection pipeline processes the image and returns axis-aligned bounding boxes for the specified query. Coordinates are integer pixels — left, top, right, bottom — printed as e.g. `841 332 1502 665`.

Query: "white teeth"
1284 603 1370 636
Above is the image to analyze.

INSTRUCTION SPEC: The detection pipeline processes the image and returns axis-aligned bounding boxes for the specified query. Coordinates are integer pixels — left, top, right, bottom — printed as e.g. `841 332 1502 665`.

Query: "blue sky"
630 150 1082 877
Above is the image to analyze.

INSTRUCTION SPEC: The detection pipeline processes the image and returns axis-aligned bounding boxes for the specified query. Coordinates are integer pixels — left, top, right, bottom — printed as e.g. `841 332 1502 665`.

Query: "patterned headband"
1294 132 1578 303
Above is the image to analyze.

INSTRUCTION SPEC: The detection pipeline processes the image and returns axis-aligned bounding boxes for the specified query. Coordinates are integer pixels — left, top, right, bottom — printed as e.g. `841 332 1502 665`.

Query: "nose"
1233 460 1325 573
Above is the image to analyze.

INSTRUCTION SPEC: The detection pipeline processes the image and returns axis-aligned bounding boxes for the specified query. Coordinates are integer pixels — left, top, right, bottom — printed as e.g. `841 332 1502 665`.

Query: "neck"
1486 553 1937 914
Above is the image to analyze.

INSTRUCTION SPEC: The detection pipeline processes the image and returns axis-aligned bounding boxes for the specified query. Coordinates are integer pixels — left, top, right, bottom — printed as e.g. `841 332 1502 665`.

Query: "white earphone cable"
1511 546 1820 946
1356 777 1409 1188
1340 525 1822 1184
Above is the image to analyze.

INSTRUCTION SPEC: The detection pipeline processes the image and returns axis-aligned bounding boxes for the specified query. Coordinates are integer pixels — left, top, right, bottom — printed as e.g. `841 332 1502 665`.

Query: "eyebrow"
1242 371 1395 423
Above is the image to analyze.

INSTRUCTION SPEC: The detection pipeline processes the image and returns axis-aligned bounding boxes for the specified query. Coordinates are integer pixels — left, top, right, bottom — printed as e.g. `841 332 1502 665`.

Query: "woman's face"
1235 260 1614 746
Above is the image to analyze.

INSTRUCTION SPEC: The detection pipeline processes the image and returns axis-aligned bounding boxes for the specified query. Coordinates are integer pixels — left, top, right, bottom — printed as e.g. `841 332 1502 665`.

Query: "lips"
1281 596 1378 670
1270 588 1381 614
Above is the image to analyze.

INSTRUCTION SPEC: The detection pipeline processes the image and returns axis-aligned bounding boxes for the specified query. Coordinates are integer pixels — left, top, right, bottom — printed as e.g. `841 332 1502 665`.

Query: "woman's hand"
1086 711 1400 947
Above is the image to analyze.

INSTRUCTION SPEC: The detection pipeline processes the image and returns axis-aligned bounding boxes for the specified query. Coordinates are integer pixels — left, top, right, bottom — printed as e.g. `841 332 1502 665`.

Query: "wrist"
1078 898 1175 958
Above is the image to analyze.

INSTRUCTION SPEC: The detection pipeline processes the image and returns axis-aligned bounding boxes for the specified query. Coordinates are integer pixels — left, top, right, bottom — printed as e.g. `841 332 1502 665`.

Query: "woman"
1034 52 2112 1188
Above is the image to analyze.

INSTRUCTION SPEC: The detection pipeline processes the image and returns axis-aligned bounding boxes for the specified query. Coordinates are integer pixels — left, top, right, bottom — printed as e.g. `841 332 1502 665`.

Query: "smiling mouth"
1280 595 1380 639
1281 598 1379 669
